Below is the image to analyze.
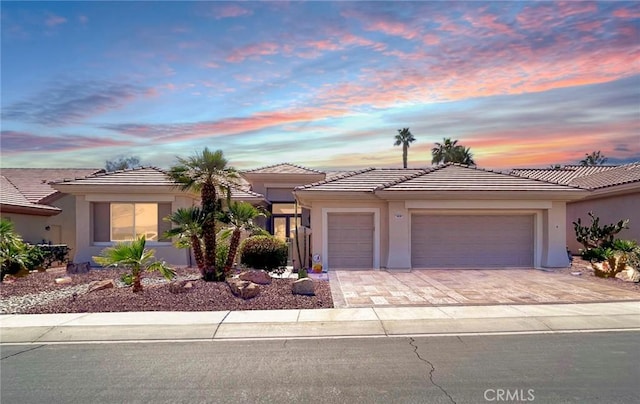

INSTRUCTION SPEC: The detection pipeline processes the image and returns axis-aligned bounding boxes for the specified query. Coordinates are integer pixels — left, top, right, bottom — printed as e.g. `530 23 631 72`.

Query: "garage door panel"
411 215 534 268
328 213 374 269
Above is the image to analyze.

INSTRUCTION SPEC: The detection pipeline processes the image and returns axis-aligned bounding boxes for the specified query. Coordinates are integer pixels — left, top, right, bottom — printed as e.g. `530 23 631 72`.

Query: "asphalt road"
1 332 639 404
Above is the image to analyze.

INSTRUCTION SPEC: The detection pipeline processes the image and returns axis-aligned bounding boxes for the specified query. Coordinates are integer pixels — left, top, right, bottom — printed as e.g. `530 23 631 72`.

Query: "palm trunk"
201 182 219 281
132 271 142 293
224 229 241 276
402 146 408 168
191 235 205 277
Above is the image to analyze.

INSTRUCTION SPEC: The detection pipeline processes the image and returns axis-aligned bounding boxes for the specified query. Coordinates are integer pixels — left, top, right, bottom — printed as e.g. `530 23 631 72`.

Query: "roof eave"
374 189 589 201
0 203 61 216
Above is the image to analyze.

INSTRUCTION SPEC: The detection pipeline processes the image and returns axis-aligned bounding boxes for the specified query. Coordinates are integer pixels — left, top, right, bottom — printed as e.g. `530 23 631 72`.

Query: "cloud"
0 130 134 154
212 4 253 19
225 42 280 63
45 14 67 27
2 80 154 126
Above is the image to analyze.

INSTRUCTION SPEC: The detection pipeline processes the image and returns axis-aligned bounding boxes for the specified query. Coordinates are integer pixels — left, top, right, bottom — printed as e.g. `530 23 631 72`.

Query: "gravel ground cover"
0 267 333 314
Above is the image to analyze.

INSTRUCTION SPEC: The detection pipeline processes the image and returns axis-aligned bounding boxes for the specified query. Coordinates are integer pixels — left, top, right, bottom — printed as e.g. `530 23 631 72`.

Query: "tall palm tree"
431 138 476 165
93 236 175 293
393 128 416 168
163 207 208 277
168 148 239 281
220 202 266 275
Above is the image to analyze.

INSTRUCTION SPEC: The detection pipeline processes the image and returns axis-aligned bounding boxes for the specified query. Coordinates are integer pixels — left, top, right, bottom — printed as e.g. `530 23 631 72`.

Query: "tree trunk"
224 229 241 276
201 182 220 281
191 235 205 277
132 270 142 293
402 145 408 168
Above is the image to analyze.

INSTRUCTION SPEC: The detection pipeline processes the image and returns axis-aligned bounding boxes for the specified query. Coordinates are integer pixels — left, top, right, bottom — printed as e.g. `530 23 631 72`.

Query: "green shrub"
216 240 229 271
24 245 46 271
239 235 288 272
120 272 134 286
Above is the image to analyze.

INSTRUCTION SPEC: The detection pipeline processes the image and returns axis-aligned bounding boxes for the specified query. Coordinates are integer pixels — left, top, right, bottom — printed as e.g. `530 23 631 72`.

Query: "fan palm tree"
93 236 175 293
163 207 208 277
431 138 476 165
579 151 607 166
0 219 30 281
219 202 266 275
167 148 239 281
393 128 416 168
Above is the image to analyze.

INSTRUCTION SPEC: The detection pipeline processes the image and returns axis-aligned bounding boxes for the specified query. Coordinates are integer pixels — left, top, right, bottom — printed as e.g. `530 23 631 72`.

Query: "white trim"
86 194 176 202
322 207 380 270
405 200 552 209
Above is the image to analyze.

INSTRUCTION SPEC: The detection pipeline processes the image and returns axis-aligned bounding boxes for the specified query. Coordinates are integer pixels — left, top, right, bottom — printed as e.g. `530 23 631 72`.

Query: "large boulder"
87 279 115 293
239 270 272 285
292 278 315 296
615 266 640 283
67 262 91 274
227 278 260 299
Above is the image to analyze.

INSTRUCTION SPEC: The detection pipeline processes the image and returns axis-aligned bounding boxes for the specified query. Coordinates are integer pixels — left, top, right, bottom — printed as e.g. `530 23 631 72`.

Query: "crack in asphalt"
1 344 45 361
409 337 456 404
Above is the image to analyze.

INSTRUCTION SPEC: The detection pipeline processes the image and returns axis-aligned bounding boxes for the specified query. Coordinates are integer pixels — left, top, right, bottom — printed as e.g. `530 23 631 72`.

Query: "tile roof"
296 164 584 193
0 175 61 214
568 162 640 190
52 166 265 200
243 163 324 175
383 164 584 192
1 168 103 203
296 168 425 192
510 165 617 185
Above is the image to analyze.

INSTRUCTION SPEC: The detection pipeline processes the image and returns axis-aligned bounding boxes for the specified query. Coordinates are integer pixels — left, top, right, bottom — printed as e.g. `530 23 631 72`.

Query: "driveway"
329 269 640 308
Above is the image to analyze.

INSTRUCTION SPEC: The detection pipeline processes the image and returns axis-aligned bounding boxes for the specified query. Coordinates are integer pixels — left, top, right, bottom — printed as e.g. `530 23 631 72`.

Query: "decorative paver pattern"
331 269 639 308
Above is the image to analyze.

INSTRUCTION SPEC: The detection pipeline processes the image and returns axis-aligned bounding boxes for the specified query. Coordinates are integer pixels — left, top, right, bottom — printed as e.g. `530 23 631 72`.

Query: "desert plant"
573 212 629 251
93 236 175 292
239 235 288 272
24 245 46 271
164 207 208 277
1 219 31 281
216 240 230 272
218 202 267 275
611 239 639 270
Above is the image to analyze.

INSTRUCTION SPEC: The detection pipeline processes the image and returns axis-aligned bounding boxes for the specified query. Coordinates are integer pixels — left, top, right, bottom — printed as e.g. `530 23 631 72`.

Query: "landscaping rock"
592 261 615 278
292 278 315 296
227 278 260 299
55 277 72 285
67 262 91 274
239 270 272 285
615 266 640 283
169 280 194 294
87 279 115 293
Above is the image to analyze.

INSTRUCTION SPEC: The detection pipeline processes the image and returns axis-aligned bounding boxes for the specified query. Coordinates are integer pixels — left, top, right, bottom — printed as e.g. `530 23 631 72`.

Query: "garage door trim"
322 207 380 270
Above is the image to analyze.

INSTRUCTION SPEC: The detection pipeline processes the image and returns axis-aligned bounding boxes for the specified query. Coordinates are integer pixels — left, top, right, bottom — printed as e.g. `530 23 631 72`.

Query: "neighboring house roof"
1 168 103 203
243 163 324 175
510 165 617 185
511 162 640 191
567 162 640 190
296 164 584 194
1 168 102 216
51 166 265 201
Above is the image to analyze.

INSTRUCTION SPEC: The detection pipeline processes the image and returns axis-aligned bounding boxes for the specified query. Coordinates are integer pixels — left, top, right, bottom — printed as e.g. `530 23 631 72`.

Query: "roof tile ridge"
242 162 284 173
374 168 432 190
285 162 325 174
295 167 375 190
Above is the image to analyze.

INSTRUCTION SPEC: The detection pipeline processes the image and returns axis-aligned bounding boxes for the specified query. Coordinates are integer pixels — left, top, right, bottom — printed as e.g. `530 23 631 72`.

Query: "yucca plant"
93 236 175 292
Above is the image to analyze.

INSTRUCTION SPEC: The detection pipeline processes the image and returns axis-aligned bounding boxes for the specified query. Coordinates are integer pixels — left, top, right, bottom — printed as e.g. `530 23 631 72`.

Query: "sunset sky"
1 1 639 171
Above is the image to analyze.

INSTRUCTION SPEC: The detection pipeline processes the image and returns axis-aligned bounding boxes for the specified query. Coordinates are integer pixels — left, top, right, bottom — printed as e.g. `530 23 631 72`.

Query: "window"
93 202 171 243
272 203 301 215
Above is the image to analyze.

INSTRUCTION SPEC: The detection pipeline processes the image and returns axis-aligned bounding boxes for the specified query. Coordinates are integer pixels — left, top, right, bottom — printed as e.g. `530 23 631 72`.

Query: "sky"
1 1 639 171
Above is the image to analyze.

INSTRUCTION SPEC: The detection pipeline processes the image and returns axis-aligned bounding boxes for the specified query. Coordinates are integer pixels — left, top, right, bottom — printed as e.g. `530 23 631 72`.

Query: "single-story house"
511 162 640 253
3 161 637 270
294 164 588 271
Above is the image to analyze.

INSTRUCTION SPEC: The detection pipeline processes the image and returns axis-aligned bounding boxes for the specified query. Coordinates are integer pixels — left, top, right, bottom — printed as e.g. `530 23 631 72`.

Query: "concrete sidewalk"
1 302 639 344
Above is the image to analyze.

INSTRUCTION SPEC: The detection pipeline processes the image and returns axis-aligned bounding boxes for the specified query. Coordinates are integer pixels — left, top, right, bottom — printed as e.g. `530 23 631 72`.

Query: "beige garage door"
411 215 534 268
328 213 374 269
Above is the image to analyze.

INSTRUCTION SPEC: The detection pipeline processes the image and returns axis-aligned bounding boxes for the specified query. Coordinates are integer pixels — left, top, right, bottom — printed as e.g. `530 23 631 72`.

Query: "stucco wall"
566 191 640 253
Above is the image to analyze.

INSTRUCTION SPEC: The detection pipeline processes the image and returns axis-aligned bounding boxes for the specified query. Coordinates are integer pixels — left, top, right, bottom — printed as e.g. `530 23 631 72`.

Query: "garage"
411 214 534 268
327 212 374 268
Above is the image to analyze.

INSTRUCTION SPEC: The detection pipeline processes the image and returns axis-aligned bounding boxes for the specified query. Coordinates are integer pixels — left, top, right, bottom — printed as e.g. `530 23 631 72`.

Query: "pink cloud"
226 42 279 63
341 8 421 40
45 14 67 27
213 4 253 19
423 34 440 46
613 7 640 19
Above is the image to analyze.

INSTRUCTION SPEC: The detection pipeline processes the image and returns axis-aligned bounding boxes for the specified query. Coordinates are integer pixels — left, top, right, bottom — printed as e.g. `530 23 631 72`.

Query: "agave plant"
93 236 175 292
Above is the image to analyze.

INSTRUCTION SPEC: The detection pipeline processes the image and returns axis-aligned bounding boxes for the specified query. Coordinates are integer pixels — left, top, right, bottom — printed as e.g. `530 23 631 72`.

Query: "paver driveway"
329 269 640 308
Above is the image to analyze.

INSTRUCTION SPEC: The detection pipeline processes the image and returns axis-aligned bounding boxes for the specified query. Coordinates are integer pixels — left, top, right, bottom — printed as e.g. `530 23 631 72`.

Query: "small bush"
239 235 288 272
24 245 46 271
216 241 229 271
